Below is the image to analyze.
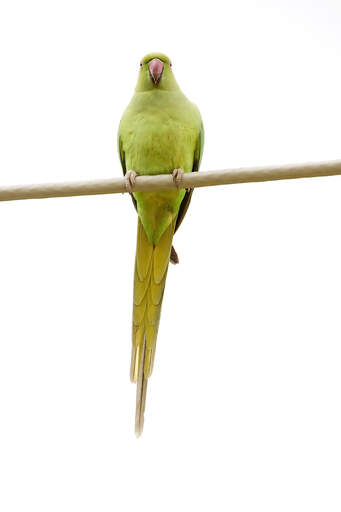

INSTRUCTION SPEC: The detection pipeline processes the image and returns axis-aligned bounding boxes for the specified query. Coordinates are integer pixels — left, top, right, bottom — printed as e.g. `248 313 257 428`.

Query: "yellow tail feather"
131 218 175 436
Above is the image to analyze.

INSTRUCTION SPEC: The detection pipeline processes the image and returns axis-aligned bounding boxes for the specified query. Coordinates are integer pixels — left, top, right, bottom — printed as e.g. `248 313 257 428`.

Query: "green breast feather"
119 90 203 244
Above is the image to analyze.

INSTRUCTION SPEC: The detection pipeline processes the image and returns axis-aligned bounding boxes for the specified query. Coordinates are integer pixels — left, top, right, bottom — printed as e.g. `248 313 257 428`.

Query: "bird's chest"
124 110 196 175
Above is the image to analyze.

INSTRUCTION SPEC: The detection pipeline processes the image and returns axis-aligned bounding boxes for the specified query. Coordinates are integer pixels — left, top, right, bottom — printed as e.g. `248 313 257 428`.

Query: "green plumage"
118 52 203 435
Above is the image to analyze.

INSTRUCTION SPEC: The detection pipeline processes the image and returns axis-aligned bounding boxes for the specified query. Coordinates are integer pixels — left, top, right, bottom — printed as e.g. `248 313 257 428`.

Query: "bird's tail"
131 217 175 436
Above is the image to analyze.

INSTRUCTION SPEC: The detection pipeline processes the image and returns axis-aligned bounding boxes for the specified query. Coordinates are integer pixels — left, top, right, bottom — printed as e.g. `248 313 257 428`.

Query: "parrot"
118 52 204 436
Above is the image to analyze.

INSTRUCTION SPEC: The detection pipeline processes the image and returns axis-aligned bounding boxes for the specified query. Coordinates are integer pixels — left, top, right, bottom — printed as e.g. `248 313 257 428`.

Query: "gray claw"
172 168 184 188
125 170 137 193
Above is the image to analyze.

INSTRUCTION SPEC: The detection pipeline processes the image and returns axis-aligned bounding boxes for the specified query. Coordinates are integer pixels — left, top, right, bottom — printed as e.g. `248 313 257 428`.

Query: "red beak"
148 58 164 84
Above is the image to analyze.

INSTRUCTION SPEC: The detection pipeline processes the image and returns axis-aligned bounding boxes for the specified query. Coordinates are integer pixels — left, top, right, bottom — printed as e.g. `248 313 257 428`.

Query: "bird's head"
135 52 179 92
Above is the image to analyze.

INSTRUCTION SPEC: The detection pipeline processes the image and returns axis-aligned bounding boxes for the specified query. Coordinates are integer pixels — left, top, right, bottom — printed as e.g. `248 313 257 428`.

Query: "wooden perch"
0 159 341 202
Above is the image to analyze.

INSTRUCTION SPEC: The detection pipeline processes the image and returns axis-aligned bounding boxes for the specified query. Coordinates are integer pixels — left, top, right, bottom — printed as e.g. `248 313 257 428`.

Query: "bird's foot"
125 170 137 193
172 168 184 189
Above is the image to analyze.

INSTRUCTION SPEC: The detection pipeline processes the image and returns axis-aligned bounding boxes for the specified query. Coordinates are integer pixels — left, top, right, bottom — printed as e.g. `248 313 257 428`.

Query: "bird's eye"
140 62 142 67
170 62 172 67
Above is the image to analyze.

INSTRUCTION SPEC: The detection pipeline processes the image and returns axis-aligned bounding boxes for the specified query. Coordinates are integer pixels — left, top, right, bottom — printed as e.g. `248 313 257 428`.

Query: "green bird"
118 52 204 436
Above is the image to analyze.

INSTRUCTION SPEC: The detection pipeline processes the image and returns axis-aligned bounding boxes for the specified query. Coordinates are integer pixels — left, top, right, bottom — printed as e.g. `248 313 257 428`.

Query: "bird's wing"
174 121 204 233
118 132 138 209
118 133 127 175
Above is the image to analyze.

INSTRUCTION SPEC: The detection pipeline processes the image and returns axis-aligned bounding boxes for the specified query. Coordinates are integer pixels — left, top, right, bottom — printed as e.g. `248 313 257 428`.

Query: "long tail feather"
131 218 174 436
135 338 148 436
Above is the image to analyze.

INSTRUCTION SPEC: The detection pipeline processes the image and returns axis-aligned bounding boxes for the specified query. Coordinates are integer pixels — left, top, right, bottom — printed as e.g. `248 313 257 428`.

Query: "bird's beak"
148 58 164 85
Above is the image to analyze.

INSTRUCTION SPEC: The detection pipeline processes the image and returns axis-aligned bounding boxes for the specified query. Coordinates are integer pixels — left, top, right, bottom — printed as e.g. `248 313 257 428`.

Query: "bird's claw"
125 170 137 193
172 168 184 188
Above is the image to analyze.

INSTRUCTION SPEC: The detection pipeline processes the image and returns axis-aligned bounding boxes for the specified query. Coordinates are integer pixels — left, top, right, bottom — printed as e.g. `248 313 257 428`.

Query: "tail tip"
135 413 144 437
135 426 143 438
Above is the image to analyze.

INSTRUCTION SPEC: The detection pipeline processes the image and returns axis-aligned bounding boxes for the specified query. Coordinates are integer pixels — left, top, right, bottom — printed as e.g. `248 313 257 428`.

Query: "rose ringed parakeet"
118 52 204 436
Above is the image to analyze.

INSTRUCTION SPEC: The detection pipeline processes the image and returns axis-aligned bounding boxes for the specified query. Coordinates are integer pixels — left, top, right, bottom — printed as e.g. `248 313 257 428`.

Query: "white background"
0 1 340 510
